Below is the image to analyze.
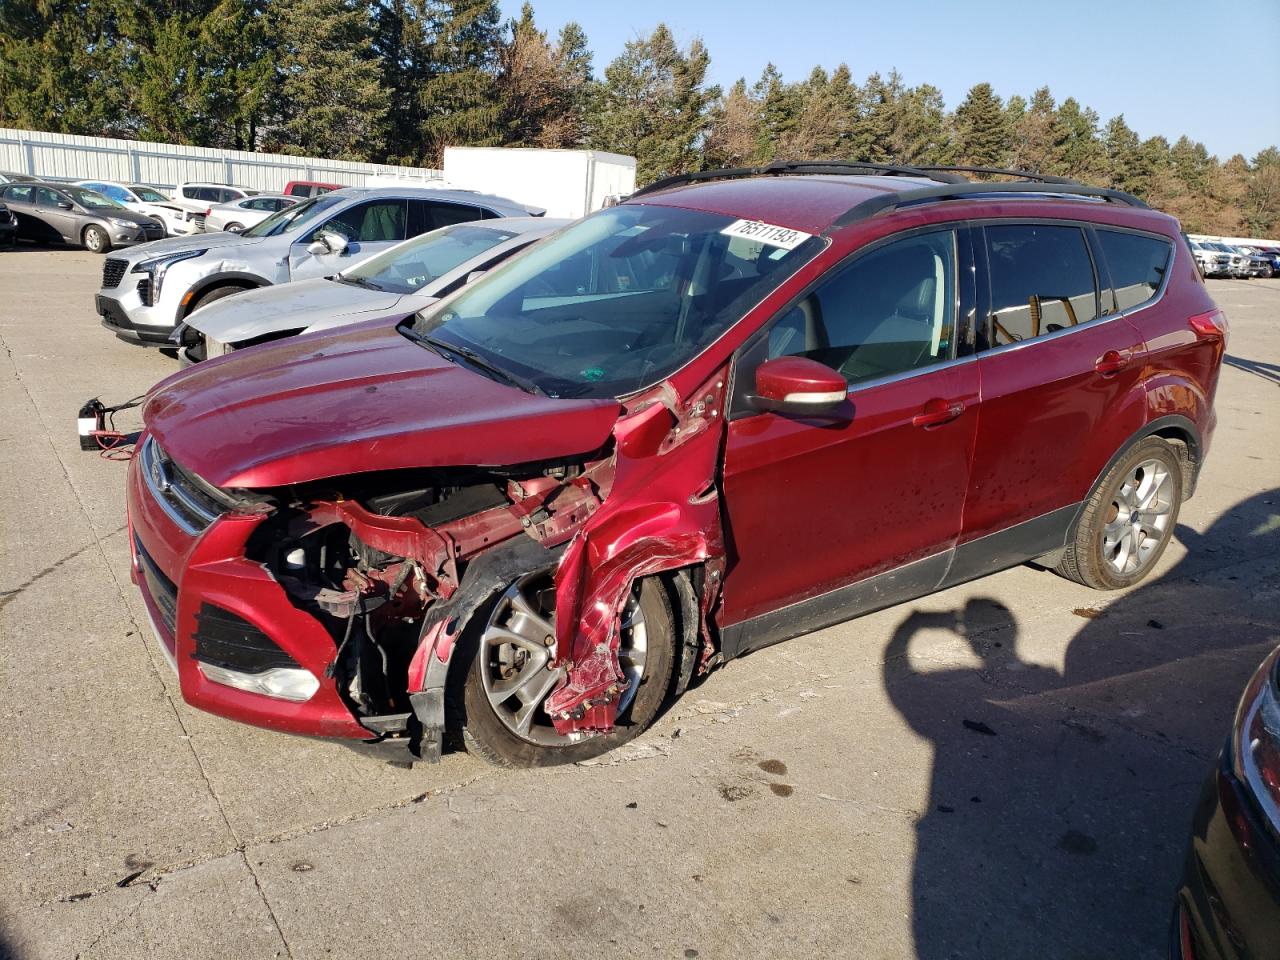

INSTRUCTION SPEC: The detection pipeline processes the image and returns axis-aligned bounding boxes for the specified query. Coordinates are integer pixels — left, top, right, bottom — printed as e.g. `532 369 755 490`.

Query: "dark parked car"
283 180 343 198
0 171 38 184
1174 645 1280 958
0 181 164 252
125 162 1225 768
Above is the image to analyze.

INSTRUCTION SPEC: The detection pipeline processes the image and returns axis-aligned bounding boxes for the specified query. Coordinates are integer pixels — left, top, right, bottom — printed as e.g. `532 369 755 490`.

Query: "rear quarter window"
1097 229 1173 311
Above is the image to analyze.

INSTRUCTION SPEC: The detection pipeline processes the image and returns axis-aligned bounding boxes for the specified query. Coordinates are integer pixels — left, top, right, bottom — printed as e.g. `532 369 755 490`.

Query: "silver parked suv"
95 186 542 345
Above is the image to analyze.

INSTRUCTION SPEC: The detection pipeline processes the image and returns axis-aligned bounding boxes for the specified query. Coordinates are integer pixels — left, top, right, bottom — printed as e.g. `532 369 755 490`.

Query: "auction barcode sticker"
720 219 812 250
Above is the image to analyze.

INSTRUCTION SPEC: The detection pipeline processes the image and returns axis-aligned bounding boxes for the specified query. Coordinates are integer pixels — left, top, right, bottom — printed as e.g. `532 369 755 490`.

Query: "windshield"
406 204 825 399
130 185 169 203
343 223 520 295
66 187 124 209
241 194 344 238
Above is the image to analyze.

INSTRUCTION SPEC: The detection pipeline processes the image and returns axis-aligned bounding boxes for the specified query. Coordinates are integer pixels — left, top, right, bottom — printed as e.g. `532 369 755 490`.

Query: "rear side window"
1097 229 1173 311
408 199 486 235
983 224 1099 346
4 185 32 202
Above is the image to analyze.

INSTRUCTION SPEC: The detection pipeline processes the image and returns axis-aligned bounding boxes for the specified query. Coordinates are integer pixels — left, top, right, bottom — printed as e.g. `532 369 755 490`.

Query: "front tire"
82 224 110 254
1056 437 1183 590
187 284 248 315
460 574 675 767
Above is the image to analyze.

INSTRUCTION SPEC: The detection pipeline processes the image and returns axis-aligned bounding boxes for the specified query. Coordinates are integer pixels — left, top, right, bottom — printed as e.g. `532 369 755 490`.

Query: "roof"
633 174 928 234
328 185 542 217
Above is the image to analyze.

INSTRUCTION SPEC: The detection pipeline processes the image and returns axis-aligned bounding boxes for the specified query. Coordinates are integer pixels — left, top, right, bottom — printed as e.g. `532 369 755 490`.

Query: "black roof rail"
831 181 1149 229
632 159 967 198
914 165 1080 184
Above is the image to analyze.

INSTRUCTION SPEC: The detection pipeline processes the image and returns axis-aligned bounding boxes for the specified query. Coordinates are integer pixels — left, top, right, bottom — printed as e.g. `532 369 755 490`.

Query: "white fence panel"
0 128 442 192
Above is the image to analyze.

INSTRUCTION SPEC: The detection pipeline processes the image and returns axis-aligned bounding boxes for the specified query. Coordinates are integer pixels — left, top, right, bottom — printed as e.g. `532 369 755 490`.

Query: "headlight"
1230 646 1280 830
109 217 137 228
131 249 207 300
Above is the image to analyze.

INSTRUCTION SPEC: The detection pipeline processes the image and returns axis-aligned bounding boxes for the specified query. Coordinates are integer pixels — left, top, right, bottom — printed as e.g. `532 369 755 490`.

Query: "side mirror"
307 231 348 256
751 356 847 415
57 200 74 210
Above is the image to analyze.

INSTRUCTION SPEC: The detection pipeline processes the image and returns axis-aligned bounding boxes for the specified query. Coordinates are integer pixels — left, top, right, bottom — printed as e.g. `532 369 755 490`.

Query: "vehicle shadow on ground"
1223 354 1280 385
884 488 1280 959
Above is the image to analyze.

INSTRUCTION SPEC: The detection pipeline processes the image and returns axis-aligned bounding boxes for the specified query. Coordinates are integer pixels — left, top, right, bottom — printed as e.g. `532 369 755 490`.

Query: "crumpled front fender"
546 372 729 733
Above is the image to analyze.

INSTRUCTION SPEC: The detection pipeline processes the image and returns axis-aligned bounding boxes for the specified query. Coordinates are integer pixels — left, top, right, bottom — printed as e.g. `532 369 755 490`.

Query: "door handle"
912 398 966 429
1095 350 1130 375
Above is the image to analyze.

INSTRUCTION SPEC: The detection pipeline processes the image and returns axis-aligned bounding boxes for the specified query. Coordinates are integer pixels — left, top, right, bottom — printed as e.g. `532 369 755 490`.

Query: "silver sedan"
173 216 570 364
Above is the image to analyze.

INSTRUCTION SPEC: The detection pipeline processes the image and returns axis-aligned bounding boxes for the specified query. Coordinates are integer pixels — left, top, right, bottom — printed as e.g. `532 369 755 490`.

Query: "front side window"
984 224 1099 346
341 223 518 295
310 199 407 244
1098 229 1173 311
405 204 825 399
765 230 957 386
36 187 63 207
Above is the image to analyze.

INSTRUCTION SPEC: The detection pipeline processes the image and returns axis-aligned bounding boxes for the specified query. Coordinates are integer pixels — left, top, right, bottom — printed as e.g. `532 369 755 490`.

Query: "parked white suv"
94 186 543 345
76 180 191 237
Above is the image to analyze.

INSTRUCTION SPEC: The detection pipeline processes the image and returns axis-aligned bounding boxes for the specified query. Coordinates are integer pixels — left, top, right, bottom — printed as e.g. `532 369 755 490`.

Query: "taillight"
1188 309 1227 340
204 207 211 216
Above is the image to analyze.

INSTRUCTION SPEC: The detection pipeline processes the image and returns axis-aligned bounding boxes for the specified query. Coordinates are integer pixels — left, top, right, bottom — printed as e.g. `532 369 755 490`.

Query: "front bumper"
1172 751 1280 959
126 441 368 740
97 294 174 345
110 223 165 247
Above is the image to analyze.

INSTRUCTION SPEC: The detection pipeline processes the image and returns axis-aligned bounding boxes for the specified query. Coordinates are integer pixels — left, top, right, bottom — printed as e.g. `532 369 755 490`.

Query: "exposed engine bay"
238 368 729 761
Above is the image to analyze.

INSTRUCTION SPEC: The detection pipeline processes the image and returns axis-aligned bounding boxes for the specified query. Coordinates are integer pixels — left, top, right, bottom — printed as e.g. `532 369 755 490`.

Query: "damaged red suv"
127 162 1225 767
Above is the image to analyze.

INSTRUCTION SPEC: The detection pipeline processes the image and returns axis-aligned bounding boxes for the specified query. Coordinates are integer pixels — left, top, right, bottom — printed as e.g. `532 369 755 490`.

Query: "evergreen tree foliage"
0 2 1277 234
272 0 389 160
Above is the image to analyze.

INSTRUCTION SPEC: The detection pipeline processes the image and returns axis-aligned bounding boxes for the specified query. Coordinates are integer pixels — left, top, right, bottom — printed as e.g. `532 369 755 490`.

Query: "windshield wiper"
409 330 546 396
334 275 388 291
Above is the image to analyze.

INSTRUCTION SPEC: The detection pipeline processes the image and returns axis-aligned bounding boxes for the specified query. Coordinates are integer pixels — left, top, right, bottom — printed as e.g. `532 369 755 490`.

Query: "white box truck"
441 147 636 220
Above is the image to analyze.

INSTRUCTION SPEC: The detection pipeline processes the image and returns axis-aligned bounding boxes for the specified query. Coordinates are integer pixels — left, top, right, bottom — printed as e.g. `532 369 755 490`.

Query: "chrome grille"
140 436 226 535
102 258 128 288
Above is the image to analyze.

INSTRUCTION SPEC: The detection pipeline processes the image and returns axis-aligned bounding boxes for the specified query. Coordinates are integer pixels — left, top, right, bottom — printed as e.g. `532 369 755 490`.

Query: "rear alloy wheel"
82 224 110 254
224 222 244 233
1056 437 1183 590
460 573 674 767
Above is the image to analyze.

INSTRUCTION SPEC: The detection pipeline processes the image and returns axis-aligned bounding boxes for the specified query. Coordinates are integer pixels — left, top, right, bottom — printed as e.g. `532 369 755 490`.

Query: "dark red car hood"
144 321 622 489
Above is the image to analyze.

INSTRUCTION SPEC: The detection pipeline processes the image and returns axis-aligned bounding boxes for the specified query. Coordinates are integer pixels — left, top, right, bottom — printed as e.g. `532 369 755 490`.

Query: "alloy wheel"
480 575 647 746
1100 458 1175 575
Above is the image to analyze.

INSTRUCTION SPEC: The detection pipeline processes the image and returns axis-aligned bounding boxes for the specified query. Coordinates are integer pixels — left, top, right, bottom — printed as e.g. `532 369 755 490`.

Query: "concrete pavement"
1 247 1276 959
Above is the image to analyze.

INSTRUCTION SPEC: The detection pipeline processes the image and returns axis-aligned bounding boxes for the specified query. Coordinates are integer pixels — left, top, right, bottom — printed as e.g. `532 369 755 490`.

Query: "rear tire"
459 575 675 768
224 222 244 233
1056 437 1183 590
82 225 110 254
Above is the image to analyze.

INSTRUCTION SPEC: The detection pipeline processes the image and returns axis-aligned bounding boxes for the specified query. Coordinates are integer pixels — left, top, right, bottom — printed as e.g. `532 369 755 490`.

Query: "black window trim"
728 222 974 420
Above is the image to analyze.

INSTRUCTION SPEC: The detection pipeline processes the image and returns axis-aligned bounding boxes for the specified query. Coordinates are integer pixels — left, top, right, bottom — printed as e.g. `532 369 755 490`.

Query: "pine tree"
495 4 591 148
415 0 503 165
1056 97 1106 181
0 0 134 136
952 82 1008 168
586 24 716 184
753 64 801 161
374 0 436 162
1009 86 1065 173
272 0 389 160
1242 147 1280 236
1103 115 1143 193
703 78 761 168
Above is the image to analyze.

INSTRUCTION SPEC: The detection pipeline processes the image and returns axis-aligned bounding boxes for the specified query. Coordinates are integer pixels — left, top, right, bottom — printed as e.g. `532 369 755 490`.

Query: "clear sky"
500 0 1280 161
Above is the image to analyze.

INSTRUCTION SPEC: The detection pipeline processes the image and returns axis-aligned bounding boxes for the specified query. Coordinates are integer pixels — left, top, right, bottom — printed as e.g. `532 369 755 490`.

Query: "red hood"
144 321 622 489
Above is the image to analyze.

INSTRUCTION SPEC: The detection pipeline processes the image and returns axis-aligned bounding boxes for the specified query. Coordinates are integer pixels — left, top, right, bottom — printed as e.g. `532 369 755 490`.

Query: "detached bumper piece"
193 603 319 703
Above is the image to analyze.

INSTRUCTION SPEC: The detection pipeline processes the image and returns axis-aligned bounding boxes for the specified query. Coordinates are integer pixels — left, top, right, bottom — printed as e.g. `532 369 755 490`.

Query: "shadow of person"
884 488 1280 959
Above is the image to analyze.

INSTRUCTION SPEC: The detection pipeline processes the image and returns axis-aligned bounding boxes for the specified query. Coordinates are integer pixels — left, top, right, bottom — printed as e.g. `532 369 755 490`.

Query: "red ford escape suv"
126 162 1226 767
